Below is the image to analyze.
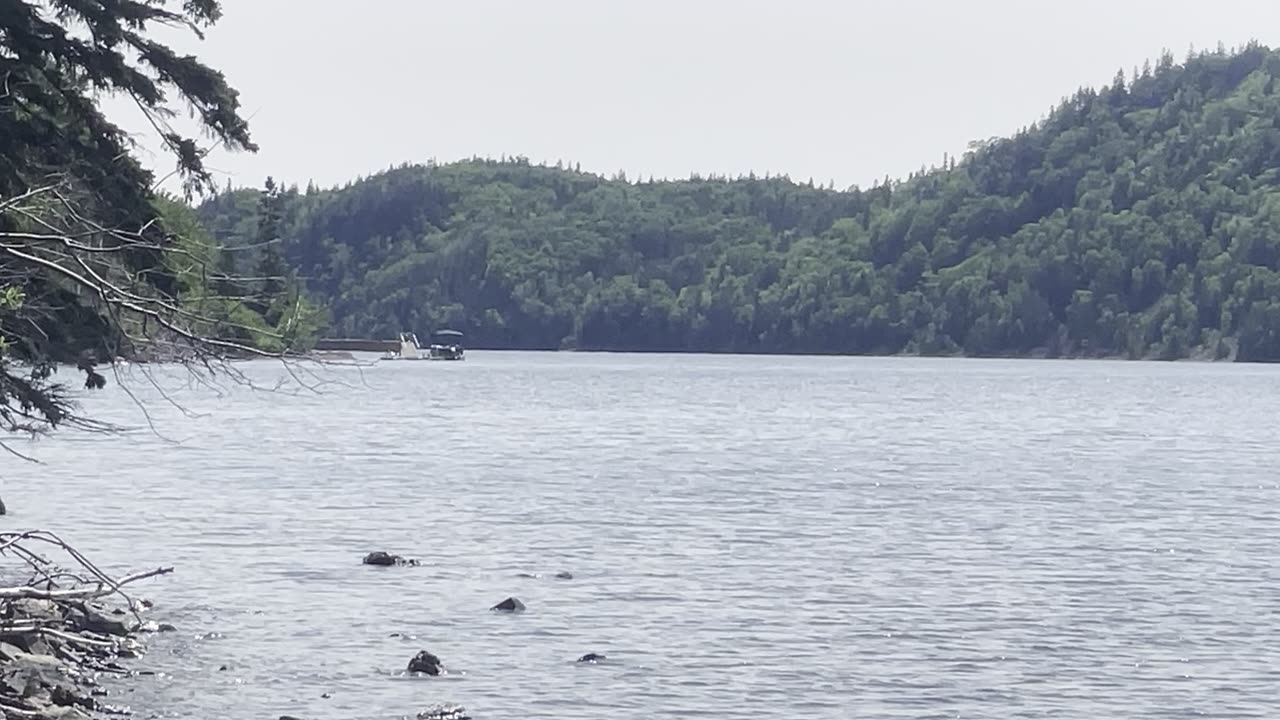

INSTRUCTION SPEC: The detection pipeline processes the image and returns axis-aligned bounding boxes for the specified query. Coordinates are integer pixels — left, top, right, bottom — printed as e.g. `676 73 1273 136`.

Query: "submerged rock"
407 650 442 676
71 605 133 636
362 551 419 567
490 597 526 613
417 705 471 720
577 653 605 663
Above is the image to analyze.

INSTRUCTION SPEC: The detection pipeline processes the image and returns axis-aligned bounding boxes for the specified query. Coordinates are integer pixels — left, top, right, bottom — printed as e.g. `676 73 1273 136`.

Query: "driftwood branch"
0 568 171 600
0 529 173 719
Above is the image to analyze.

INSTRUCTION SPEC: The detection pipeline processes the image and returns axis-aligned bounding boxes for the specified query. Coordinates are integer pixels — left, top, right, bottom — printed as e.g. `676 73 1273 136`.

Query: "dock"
312 338 401 353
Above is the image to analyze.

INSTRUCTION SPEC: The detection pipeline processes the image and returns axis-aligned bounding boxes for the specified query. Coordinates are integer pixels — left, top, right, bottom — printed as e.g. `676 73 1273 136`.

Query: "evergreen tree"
1 0 260 437
256 177 287 299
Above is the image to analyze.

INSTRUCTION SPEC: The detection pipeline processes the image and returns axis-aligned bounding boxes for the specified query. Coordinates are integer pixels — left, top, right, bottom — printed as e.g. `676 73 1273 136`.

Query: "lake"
7 352 1280 719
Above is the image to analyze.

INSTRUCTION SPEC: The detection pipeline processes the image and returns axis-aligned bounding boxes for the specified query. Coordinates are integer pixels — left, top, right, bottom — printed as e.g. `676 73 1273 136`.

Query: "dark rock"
10 599 62 622
554 571 574 580
72 606 132 637
417 705 471 720
0 641 26 661
279 716 305 720
490 597 526 613
1 653 69 709
217 665 229 671
362 551 418 567
362 551 398 566
157 623 177 633
321 692 331 699
577 653 605 663
17 633 53 656
407 650 442 676
50 682 94 709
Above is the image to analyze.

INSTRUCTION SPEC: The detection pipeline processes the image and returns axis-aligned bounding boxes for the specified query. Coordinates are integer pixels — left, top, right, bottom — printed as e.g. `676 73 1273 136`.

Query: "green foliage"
205 42 1280 361
1 0 261 437
154 191 321 354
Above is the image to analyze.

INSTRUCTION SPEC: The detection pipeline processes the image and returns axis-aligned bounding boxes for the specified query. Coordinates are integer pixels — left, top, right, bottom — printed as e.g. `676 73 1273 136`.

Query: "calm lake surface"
7 352 1280 719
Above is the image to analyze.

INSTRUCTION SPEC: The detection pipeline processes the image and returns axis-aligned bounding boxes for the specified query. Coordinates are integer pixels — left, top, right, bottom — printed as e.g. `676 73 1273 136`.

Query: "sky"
104 0 1280 194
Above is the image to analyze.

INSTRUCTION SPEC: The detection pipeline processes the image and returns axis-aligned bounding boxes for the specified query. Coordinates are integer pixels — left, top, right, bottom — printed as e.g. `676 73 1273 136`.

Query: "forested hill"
200 43 1280 360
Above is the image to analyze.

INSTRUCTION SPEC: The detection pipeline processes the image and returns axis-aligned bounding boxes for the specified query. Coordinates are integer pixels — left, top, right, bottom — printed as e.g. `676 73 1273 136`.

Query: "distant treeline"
199 42 1280 361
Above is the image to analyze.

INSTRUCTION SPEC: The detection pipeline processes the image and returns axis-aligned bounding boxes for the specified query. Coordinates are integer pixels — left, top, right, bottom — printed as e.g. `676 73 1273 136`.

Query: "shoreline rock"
0 597 156 720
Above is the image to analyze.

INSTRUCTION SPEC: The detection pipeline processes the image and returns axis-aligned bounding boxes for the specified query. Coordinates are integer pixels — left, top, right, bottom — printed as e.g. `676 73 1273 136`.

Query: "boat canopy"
431 329 464 339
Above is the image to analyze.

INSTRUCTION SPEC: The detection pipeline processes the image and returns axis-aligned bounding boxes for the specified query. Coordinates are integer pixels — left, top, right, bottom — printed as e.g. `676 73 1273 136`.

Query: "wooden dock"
312 338 400 353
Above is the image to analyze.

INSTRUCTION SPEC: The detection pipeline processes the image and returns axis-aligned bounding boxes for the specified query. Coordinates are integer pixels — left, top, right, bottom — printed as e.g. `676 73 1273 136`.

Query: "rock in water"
417 705 471 720
490 597 526 612
577 653 605 663
407 650 442 676
362 551 418 566
554 571 574 580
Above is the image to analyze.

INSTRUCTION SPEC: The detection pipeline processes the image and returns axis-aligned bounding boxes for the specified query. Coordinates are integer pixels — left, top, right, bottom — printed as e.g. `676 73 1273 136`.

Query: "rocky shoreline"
0 542 605 719
0 539 485 720
0 530 176 720
0 595 160 719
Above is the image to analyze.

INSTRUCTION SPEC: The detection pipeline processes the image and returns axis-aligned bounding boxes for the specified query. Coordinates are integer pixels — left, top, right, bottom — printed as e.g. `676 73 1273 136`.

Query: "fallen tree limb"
39 627 116 648
0 701 42 718
0 530 175 715
0 567 172 600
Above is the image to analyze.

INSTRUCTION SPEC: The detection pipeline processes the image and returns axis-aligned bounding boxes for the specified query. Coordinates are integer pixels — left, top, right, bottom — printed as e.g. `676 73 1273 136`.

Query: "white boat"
382 332 427 360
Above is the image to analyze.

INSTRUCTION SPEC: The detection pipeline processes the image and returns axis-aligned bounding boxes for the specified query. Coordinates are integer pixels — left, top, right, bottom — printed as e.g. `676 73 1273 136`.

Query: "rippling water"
7 352 1280 719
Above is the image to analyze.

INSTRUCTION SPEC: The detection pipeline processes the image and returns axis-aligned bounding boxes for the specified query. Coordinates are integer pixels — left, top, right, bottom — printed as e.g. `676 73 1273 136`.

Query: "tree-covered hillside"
201 42 1280 360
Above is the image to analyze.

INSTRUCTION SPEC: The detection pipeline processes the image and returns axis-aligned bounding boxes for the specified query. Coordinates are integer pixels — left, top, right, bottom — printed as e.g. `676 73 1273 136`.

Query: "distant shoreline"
296 346 1260 364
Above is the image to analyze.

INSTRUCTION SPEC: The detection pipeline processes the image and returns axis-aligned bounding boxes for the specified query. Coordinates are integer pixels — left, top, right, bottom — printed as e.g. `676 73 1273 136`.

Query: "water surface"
8 353 1280 718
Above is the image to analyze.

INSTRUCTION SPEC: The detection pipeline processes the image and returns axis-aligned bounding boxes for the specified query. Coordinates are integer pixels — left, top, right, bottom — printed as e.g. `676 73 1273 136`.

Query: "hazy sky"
106 0 1280 193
